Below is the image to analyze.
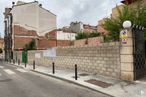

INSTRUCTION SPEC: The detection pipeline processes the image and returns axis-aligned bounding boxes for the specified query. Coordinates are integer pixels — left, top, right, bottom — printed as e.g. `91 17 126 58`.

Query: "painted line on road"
4 69 16 75
16 68 27 73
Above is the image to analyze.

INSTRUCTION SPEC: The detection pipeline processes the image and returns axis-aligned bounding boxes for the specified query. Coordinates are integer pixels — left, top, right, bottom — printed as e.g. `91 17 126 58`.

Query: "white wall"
57 31 76 40
11 2 56 36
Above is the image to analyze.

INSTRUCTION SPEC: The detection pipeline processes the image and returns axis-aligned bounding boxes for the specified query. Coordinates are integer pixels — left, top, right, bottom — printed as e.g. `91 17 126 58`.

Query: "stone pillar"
120 28 134 81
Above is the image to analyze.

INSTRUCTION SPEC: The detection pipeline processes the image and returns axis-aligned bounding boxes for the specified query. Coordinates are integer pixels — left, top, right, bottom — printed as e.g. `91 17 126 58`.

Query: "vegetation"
103 1 146 41
24 39 36 50
88 32 101 38
75 32 101 40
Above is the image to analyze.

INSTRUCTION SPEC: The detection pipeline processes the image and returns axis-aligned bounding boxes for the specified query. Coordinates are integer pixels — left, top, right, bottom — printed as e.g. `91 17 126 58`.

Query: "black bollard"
18 59 20 65
52 62 55 74
13 59 15 64
33 60 35 70
25 62 26 68
75 64 78 80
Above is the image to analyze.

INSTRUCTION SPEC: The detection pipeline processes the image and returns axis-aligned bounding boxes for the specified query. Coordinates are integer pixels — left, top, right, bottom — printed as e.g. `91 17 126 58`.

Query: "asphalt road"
0 62 111 97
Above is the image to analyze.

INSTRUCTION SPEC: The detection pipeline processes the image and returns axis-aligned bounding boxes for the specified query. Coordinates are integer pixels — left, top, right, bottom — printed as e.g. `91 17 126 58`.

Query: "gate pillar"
120 21 145 81
120 28 134 81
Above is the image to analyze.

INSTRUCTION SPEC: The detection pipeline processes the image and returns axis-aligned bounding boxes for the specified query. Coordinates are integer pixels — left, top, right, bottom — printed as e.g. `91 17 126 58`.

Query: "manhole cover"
79 73 89 76
85 79 112 88
0 79 12 82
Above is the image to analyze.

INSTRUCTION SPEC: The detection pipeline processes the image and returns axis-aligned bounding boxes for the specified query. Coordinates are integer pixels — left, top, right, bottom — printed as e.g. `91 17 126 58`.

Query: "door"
22 50 28 63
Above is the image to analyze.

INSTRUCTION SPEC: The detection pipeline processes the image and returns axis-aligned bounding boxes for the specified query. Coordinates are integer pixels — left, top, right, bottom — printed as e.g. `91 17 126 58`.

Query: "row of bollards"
51 62 78 80
10 59 78 80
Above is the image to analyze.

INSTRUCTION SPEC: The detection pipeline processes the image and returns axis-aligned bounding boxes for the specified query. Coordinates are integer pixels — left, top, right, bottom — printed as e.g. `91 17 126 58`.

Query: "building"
0 38 4 49
83 24 97 33
4 1 56 61
45 28 76 47
121 0 146 7
96 4 125 35
70 21 97 33
111 4 124 19
0 38 4 51
97 18 108 35
70 22 84 33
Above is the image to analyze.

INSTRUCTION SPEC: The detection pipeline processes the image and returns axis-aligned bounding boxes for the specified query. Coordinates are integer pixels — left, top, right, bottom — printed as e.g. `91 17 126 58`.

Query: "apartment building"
4 1 56 60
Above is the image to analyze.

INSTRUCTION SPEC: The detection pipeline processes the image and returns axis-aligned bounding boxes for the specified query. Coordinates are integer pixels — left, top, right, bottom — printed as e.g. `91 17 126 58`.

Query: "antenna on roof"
39 4 42 7
12 2 15 6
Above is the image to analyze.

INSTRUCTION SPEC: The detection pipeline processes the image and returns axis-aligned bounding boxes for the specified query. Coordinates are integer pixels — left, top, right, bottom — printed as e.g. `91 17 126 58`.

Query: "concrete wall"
57 31 76 40
11 2 56 36
13 42 121 78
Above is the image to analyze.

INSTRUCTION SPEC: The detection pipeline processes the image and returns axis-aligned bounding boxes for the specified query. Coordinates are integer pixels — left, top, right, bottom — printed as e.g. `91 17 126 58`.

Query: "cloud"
0 0 122 37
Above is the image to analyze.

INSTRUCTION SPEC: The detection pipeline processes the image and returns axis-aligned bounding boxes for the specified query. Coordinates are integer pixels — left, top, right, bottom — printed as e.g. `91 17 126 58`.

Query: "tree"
103 1 146 41
24 39 36 50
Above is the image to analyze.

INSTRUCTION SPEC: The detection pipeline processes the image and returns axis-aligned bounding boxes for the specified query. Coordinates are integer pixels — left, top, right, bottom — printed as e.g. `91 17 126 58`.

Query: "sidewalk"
10 62 146 97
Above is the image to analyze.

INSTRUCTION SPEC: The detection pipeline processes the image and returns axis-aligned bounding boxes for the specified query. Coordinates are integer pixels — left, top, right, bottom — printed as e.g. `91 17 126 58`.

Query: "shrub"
24 39 36 50
75 32 88 40
75 32 101 40
89 32 101 38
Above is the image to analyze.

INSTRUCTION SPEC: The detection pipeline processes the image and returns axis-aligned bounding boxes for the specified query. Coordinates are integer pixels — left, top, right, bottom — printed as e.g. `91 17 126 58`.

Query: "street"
0 62 110 97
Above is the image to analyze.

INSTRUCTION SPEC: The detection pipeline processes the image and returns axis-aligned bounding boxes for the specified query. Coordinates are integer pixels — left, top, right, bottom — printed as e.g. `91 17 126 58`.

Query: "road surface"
0 62 111 97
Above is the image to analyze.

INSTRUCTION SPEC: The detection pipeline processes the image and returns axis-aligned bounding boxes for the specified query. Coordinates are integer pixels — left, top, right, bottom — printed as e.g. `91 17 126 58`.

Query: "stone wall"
13 42 121 78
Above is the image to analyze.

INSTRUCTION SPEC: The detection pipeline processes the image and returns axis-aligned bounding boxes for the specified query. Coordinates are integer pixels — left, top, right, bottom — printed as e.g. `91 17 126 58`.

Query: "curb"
31 70 114 97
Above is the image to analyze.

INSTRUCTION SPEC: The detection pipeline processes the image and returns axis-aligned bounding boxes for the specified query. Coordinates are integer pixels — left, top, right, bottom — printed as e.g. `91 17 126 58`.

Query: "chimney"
39 4 42 7
12 2 15 6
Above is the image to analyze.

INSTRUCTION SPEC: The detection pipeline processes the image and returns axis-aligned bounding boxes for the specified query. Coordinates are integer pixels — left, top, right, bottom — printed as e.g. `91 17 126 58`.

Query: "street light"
123 20 132 29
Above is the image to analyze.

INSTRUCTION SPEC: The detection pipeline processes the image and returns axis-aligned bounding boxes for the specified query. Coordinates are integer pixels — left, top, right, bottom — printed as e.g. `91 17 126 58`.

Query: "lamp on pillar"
120 20 132 44
123 20 132 29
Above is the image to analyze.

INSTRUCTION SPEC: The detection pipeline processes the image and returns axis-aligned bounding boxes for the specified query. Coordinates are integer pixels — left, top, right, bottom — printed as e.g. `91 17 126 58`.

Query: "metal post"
75 64 77 80
33 60 35 70
25 62 26 68
52 62 55 74
18 59 20 65
13 59 15 64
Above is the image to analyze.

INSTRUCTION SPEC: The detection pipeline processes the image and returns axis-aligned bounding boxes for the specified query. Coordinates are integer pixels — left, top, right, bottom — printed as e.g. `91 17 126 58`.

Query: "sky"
0 0 122 37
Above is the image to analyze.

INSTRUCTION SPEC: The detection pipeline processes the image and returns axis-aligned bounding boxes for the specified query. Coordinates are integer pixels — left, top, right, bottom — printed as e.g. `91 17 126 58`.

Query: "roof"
13 1 38 7
121 0 138 5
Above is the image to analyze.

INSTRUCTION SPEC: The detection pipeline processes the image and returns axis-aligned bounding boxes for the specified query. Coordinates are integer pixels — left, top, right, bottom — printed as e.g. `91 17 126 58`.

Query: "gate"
133 26 145 80
22 50 28 64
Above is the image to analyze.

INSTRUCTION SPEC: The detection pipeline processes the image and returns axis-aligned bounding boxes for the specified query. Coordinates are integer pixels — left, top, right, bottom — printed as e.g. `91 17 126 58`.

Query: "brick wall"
38 39 56 49
74 37 103 46
14 25 37 36
13 42 121 78
57 40 72 46
74 39 87 46
14 37 33 49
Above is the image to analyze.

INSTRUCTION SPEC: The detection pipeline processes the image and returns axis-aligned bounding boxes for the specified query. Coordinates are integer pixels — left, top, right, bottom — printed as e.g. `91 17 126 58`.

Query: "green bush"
89 32 101 38
24 39 36 50
75 32 101 40
75 32 88 40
